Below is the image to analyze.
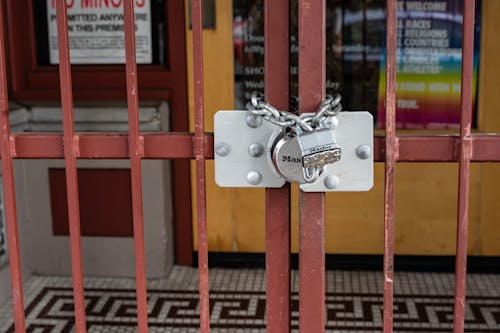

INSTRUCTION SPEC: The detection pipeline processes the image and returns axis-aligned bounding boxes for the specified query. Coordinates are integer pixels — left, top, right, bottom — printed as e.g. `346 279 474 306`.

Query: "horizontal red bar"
10 133 212 159
378 135 499 162
5 133 500 162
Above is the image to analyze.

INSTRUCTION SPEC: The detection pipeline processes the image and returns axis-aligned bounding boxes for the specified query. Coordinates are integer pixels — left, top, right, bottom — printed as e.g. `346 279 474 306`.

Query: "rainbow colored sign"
377 0 481 129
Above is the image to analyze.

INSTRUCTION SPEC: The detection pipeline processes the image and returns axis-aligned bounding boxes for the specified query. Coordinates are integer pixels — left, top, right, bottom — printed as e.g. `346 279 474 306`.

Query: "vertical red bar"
191 1 210 332
123 1 149 332
298 1 326 332
383 1 398 332
55 2 87 332
454 1 475 332
264 1 291 332
0 3 26 332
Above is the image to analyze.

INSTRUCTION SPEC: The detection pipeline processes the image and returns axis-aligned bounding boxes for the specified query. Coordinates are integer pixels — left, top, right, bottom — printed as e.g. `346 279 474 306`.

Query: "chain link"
246 92 343 184
246 92 342 132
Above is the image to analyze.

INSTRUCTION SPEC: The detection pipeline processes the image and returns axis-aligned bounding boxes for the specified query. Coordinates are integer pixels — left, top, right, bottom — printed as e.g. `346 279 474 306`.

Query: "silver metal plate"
214 111 285 188
300 112 374 192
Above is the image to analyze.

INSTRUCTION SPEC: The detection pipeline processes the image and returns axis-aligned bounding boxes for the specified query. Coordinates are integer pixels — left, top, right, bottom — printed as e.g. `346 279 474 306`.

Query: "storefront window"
7 0 184 100
233 0 482 129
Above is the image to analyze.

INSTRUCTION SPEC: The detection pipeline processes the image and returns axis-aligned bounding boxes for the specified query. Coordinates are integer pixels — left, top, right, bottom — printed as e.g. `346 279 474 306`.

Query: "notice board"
47 0 152 64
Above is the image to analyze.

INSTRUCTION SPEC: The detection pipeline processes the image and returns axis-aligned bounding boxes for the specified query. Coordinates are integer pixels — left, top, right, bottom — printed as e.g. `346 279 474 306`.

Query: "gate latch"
214 96 373 192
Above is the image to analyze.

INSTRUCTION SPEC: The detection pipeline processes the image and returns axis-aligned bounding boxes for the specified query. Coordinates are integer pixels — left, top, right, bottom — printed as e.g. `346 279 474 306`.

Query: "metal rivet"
246 170 262 185
248 143 264 158
324 175 340 189
245 113 262 128
356 144 372 160
322 116 339 130
215 142 231 157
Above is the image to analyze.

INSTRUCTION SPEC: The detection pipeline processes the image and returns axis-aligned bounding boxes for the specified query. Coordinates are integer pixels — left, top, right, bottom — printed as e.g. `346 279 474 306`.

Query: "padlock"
270 127 340 184
297 128 341 182
269 130 304 183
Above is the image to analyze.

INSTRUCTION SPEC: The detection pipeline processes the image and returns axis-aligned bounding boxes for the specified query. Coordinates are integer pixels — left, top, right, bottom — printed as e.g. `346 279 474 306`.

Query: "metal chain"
246 92 342 132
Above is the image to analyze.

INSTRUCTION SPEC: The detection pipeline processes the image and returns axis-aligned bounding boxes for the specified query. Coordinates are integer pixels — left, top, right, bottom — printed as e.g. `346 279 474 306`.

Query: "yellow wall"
186 0 500 255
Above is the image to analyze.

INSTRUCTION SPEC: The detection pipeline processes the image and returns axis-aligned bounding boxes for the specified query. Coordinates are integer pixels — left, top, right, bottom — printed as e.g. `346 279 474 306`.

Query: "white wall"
16 159 173 278
0 134 33 304
0 102 175 307
0 266 13 306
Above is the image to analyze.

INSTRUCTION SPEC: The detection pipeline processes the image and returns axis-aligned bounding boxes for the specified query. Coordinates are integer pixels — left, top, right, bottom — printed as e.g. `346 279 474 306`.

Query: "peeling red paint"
191 1 210 332
123 1 149 331
454 1 476 332
264 0 291 332
298 0 326 332
55 0 87 331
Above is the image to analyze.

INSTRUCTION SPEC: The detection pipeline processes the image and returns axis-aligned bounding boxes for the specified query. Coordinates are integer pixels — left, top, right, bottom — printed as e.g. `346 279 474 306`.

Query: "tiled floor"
1 267 500 332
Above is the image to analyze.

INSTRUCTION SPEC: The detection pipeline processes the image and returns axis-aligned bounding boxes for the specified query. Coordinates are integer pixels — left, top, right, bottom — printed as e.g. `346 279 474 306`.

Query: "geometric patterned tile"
1 267 499 332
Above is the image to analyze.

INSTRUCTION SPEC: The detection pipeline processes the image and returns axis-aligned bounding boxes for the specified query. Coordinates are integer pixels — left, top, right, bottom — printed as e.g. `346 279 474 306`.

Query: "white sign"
47 0 152 64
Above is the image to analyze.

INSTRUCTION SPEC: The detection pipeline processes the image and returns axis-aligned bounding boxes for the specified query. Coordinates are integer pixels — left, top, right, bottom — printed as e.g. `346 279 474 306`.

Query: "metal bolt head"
355 144 372 160
245 113 262 128
248 143 264 158
324 175 340 190
215 142 231 157
246 170 262 185
322 116 339 130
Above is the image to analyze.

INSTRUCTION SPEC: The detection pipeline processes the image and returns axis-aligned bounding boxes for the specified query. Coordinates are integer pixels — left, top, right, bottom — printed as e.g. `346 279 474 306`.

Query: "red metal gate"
0 0 495 332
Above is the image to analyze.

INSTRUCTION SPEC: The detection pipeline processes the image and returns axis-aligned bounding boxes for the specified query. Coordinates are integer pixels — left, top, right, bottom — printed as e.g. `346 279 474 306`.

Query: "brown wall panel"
49 169 133 237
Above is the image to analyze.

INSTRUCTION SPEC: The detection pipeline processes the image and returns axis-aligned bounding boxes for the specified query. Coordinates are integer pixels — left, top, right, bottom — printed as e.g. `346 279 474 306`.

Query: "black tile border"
5 286 500 332
195 253 500 273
